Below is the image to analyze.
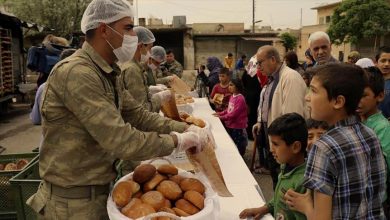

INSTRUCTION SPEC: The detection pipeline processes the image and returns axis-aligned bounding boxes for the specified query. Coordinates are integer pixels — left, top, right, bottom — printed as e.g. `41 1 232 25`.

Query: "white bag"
107 169 219 220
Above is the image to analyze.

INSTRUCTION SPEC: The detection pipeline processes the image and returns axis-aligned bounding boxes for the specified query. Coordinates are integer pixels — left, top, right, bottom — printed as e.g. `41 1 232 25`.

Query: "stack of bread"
175 94 194 105
179 112 206 128
0 159 29 171
112 163 207 220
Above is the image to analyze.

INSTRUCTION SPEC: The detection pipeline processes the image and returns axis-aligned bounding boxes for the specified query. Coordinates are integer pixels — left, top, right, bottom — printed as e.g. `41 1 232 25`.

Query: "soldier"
26 0 205 219
145 45 175 87
162 50 183 78
121 26 168 113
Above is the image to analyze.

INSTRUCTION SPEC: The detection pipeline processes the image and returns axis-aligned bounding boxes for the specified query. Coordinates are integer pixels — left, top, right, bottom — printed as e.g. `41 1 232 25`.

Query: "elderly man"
309 31 338 66
121 26 169 113
26 0 203 219
253 45 308 187
162 50 183 78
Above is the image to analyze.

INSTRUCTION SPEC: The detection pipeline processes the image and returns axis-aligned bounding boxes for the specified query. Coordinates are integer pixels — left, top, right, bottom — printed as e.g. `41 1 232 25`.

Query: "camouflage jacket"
40 42 186 187
121 60 161 112
162 60 183 78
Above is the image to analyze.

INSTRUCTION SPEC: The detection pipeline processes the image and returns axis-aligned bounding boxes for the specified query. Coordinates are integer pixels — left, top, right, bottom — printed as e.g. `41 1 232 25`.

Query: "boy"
306 119 328 152
210 67 232 112
194 64 209 98
357 66 390 217
239 113 308 220
303 63 386 219
376 46 390 119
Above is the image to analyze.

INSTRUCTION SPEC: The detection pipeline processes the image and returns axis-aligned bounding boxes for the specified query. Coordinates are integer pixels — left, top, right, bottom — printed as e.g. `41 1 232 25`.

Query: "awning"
241 37 281 42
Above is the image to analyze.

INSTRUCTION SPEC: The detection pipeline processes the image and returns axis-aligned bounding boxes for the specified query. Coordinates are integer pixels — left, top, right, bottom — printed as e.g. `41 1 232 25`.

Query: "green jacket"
121 60 161 112
267 162 307 220
40 42 186 187
163 59 183 78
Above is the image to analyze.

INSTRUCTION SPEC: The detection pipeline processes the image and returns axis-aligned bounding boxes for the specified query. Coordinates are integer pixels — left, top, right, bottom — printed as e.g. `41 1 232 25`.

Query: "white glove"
149 85 164 95
186 124 216 148
252 122 261 136
152 90 172 103
171 131 202 153
156 84 168 90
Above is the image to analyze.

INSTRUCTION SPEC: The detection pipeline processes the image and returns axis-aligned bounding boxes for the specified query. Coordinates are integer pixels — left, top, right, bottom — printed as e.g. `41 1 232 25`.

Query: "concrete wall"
194 37 237 67
192 23 244 34
317 4 339 24
183 30 194 70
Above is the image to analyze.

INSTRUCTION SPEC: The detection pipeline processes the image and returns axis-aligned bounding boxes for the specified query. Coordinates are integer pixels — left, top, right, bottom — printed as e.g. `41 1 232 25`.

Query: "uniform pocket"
26 188 48 217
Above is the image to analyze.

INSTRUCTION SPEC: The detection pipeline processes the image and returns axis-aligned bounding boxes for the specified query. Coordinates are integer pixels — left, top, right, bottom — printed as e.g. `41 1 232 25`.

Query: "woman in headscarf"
206 56 223 93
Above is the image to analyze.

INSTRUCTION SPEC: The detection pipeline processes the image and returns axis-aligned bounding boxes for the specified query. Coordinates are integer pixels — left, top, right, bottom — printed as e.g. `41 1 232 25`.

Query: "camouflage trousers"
27 182 109 220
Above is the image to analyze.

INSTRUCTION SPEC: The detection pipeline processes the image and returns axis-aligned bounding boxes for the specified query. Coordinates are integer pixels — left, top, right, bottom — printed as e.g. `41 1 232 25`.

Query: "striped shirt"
304 116 387 219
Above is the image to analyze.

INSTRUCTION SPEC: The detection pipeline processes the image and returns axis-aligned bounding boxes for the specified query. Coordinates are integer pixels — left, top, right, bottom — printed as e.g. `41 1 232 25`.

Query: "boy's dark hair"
285 51 300 70
313 63 367 115
268 113 308 153
219 67 231 76
364 66 385 97
228 52 233 57
229 78 244 94
375 46 390 62
241 55 247 59
306 118 329 131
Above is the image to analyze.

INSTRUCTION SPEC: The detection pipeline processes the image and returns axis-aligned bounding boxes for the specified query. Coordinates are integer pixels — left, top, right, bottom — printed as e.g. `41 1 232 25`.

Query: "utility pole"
252 0 255 33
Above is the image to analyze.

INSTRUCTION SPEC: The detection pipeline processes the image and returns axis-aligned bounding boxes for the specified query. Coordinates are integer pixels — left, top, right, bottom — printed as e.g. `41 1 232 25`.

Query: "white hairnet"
356 58 375 68
81 0 134 34
133 26 155 44
150 46 166 62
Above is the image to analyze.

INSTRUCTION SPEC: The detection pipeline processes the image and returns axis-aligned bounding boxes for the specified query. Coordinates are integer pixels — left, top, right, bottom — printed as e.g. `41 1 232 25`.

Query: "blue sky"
135 0 340 29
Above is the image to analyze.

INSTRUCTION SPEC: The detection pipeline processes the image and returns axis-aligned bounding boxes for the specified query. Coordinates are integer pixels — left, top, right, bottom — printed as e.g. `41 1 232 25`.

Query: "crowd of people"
26 0 390 219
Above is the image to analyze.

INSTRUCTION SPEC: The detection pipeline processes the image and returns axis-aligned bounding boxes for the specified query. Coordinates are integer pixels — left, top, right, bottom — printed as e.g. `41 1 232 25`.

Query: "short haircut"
229 78 244 94
268 113 308 153
200 64 206 70
219 67 231 76
284 51 300 69
308 31 330 46
166 50 173 55
228 52 233 57
306 118 329 131
375 46 390 62
259 46 281 63
313 63 367 115
241 55 247 59
364 66 385 97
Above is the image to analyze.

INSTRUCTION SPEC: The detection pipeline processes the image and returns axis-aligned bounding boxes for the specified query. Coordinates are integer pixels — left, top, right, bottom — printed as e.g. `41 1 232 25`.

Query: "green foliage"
6 0 92 36
328 0 390 45
280 32 297 52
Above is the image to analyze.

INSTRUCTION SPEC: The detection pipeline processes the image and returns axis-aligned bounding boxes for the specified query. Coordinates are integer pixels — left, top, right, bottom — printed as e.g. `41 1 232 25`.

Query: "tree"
280 32 298 52
328 0 390 51
5 0 92 37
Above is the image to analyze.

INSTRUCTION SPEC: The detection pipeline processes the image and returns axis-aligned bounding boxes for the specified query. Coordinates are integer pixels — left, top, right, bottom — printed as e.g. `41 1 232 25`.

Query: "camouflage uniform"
162 59 183 78
121 60 161 112
27 42 186 220
153 68 171 86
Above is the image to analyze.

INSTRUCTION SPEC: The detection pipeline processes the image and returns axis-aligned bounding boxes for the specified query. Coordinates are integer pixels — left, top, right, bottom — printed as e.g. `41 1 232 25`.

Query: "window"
326 16 331 24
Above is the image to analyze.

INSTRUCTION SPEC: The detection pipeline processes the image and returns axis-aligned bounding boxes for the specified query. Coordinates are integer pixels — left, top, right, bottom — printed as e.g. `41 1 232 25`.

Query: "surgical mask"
106 25 138 63
148 63 158 71
141 51 151 63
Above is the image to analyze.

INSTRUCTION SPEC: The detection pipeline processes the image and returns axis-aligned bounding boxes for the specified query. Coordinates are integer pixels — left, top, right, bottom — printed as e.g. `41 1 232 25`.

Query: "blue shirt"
379 79 390 119
304 116 387 219
30 82 46 125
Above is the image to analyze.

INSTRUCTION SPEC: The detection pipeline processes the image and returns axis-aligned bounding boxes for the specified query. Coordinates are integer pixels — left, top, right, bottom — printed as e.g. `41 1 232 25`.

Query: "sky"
135 0 340 29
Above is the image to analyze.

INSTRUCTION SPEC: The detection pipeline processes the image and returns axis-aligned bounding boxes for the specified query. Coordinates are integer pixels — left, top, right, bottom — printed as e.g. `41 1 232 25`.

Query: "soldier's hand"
186 124 215 148
167 75 177 83
149 86 164 95
252 122 261 137
153 90 172 103
171 131 202 153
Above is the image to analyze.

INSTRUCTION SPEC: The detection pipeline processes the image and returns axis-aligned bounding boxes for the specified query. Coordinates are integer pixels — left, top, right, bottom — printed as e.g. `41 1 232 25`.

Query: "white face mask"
106 25 138 63
141 51 151 63
148 62 158 71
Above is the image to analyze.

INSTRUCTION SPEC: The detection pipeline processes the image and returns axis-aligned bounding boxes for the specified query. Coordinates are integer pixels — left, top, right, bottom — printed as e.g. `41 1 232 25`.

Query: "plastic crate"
10 159 40 220
0 153 38 219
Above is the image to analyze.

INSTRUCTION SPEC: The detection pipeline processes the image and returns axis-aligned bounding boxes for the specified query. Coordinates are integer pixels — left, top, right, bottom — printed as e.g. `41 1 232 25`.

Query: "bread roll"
185 116 194 124
121 198 142 216
133 164 156 183
141 191 165 211
172 207 190 217
179 178 205 194
169 175 185 185
143 173 167 192
184 190 205 209
157 180 182 200
163 199 172 208
123 203 155 219
175 199 200 215
112 181 134 207
157 164 178 175
158 207 177 220
16 159 29 170
127 180 140 194
4 163 17 171
192 118 206 128
133 191 143 199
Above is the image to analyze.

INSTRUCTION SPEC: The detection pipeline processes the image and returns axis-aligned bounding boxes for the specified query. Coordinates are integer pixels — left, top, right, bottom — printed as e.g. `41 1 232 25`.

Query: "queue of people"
26 0 390 218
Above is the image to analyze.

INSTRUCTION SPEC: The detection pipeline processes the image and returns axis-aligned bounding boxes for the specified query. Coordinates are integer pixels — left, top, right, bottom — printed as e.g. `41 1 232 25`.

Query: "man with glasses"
252 45 308 187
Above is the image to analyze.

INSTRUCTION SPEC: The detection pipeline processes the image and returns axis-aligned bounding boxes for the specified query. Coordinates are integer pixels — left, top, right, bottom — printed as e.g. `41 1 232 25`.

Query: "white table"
191 98 274 220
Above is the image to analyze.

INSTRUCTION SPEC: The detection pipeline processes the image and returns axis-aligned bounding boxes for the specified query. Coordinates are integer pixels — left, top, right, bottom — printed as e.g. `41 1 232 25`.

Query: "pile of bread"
175 95 194 105
179 112 206 128
0 159 29 171
113 163 206 219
